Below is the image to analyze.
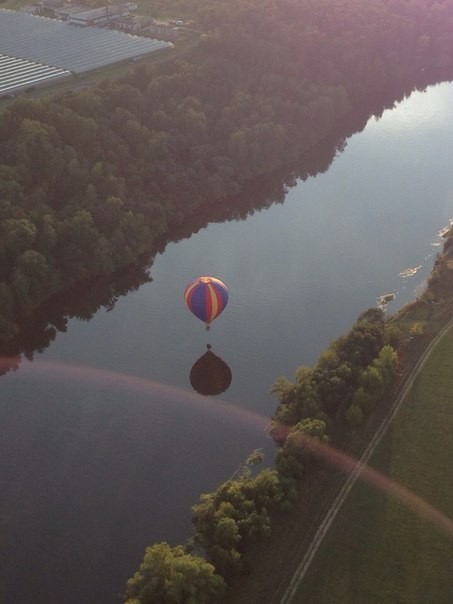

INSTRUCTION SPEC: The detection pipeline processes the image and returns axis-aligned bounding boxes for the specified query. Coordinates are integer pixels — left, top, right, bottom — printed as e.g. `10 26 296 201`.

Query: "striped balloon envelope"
184 276 229 329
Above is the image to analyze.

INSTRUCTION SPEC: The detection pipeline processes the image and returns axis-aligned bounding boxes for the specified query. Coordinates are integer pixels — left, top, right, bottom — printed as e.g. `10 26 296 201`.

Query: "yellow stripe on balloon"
208 283 219 321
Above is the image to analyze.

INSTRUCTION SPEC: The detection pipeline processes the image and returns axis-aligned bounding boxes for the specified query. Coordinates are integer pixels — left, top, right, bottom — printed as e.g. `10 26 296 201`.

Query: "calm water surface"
1 81 453 603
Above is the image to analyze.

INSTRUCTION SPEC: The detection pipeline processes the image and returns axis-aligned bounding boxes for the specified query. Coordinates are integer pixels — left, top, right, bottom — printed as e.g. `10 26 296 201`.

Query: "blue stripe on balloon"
189 283 210 322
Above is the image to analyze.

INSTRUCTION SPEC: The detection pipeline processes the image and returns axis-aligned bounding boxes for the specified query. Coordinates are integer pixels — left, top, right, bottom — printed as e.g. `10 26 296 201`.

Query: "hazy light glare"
13 358 269 433
8 358 451 538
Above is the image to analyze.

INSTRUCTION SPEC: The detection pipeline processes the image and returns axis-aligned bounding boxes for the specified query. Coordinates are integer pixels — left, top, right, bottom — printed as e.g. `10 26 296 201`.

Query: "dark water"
1 80 453 603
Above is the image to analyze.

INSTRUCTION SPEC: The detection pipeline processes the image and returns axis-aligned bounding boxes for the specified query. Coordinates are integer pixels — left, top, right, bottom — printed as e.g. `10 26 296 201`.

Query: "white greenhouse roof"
0 9 171 94
0 53 71 94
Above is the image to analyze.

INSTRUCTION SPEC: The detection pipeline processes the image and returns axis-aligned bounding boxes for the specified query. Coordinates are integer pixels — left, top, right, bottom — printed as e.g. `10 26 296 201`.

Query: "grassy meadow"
295 324 453 604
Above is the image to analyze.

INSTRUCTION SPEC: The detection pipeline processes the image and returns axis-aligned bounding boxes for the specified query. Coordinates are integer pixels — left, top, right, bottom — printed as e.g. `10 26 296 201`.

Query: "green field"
295 325 453 604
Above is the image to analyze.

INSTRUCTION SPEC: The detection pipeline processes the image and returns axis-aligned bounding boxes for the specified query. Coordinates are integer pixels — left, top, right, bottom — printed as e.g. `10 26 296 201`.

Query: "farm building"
68 5 133 26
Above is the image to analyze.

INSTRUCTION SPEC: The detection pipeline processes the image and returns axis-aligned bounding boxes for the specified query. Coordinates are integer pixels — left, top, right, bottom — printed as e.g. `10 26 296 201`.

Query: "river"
1 80 453 603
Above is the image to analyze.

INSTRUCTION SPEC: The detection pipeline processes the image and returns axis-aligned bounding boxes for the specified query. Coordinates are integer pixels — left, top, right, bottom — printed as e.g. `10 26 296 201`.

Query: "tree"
191 468 289 578
285 418 329 458
409 322 424 337
214 517 241 549
345 402 364 426
357 307 385 325
270 375 295 404
3 218 37 256
124 542 225 604
11 250 58 311
372 345 398 385
275 446 304 479
359 364 385 398
0 282 17 341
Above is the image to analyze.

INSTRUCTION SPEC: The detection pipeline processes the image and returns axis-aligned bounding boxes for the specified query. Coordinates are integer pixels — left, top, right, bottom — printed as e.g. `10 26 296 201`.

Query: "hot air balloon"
190 345 232 396
184 276 229 330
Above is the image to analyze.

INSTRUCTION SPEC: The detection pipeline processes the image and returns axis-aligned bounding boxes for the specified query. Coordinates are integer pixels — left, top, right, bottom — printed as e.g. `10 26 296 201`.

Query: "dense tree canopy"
191 467 293 577
124 542 225 604
270 308 400 477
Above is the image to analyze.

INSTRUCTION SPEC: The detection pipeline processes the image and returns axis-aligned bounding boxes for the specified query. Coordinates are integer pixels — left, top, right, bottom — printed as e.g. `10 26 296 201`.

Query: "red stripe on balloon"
205 283 213 322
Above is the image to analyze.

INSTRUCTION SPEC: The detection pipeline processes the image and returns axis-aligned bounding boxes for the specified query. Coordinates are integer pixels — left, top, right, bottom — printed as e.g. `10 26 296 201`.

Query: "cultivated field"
296 325 453 603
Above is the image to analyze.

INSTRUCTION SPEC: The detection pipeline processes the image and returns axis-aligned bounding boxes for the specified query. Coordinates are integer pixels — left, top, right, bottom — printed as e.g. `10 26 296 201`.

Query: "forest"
1 0 453 341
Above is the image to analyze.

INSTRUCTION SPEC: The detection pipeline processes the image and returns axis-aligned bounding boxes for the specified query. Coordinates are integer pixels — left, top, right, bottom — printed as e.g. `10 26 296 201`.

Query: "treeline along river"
1 80 453 603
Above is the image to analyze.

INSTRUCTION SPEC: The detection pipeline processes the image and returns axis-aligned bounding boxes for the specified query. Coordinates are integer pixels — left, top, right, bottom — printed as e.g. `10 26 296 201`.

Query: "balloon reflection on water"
189 345 232 396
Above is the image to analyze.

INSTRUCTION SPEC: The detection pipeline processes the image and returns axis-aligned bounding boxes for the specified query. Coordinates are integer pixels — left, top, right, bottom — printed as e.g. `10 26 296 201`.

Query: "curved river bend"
1 81 453 603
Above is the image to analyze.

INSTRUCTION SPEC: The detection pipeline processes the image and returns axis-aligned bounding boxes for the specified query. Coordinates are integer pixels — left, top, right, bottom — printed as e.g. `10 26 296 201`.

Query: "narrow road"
279 319 453 604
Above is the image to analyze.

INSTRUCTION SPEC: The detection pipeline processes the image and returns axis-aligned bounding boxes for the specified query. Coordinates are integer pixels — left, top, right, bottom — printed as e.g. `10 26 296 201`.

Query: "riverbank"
224 232 453 602
297 324 453 603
